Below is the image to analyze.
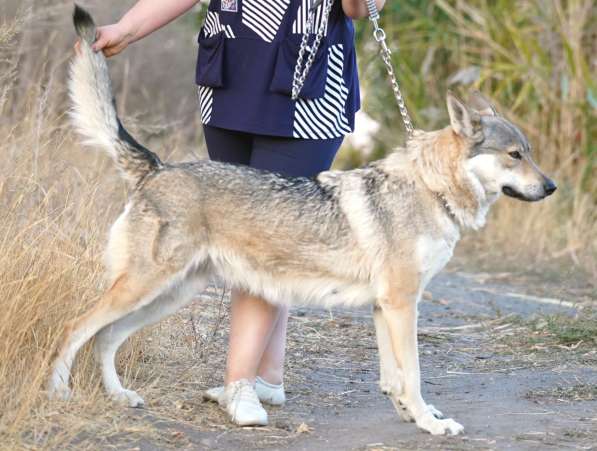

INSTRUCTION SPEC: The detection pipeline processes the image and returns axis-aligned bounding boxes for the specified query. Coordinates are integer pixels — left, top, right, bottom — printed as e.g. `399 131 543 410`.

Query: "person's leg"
249 134 344 384
203 125 284 387
255 304 288 384
203 125 343 395
202 125 273 424
203 124 252 165
225 292 283 384
250 135 343 178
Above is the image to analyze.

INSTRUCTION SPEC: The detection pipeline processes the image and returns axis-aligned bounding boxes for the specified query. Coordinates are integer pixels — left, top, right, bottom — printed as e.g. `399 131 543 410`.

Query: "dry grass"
0 0 594 449
0 2 202 447
526 384 597 403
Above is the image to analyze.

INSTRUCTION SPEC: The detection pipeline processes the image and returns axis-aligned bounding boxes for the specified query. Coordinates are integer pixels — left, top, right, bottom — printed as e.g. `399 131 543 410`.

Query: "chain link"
366 0 414 137
375 26 414 137
291 0 333 100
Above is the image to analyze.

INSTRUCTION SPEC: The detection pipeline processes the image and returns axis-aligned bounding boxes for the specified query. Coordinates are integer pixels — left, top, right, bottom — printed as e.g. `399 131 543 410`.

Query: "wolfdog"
49 5 557 436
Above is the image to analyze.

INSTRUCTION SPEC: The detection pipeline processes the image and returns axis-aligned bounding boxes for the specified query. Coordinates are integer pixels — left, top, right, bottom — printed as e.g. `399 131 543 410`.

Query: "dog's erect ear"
468 91 497 116
446 91 482 141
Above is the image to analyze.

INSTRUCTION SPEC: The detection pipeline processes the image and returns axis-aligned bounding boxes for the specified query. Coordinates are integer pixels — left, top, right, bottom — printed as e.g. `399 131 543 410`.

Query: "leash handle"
291 0 334 100
364 0 380 20
364 0 414 138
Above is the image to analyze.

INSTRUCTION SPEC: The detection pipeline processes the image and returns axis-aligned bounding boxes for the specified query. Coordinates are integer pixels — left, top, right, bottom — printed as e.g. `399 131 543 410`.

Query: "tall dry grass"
0 2 203 447
1 9 112 448
0 0 594 448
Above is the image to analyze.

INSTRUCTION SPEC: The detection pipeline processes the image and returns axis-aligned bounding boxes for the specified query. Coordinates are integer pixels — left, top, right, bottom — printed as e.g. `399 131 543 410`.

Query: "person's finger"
104 41 128 58
104 46 121 58
91 34 108 52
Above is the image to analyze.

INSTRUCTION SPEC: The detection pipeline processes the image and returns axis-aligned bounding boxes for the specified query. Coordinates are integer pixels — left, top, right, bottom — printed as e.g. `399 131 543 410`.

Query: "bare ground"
20 267 596 451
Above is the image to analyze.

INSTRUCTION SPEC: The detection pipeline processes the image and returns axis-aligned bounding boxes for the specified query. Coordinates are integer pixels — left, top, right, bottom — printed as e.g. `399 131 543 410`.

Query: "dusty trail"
89 270 595 451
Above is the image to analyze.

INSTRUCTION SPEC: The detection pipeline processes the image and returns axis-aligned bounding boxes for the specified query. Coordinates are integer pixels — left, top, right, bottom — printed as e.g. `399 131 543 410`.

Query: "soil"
50 267 596 451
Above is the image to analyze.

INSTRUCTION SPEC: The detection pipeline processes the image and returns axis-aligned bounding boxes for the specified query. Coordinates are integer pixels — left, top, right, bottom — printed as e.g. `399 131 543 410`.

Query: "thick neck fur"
382 128 493 229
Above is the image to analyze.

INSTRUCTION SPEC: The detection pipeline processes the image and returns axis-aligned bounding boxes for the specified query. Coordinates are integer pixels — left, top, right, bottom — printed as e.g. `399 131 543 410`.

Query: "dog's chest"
416 233 458 286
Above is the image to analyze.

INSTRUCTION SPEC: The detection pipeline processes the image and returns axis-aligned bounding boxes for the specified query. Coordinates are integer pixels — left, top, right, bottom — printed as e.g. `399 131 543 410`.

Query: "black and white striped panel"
293 44 351 139
242 0 291 42
204 11 235 38
198 85 213 124
292 0 328 35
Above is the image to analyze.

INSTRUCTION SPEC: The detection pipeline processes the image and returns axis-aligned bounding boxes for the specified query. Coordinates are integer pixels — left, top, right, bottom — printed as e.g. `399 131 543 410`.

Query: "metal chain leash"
364 0 414 137
291 0 334 100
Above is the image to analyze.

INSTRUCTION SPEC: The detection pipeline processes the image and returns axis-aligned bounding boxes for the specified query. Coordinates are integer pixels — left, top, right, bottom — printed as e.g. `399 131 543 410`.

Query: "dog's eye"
508 151 522 160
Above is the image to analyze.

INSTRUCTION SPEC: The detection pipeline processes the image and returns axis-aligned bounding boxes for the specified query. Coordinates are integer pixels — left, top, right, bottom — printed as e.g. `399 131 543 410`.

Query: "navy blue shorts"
203 125 343 177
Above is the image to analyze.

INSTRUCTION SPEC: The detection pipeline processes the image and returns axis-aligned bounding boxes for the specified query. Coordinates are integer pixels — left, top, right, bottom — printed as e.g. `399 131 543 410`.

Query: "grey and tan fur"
49 5 557 436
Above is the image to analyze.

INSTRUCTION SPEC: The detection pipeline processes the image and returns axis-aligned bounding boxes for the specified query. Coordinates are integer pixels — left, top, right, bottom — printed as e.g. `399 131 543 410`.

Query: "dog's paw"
389 396 415 422
379 368 404 397
416 414 464 436
109 389 145 408
48 383 72 401
426 404 444 419
48 364 73 401
379 379 402 396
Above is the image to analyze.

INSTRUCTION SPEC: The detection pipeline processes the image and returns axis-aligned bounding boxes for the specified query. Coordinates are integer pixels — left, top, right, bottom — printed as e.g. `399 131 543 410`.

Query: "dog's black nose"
543 178 557 196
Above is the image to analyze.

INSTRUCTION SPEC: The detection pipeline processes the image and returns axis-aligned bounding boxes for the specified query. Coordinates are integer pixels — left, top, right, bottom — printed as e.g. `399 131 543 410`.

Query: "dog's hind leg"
94 274 208 407
48 269 179 401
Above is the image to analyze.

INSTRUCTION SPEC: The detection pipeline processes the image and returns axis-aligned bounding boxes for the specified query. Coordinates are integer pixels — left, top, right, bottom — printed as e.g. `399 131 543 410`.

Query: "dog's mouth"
502 186 540 202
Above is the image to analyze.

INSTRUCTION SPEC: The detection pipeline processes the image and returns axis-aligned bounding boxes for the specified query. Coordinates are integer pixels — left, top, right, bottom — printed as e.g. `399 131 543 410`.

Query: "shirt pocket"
269 34 328 100
195 29 226 88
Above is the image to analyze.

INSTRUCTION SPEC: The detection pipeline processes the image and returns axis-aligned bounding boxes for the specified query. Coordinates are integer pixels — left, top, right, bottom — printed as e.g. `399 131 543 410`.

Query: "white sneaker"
254 376 286 406
204 376 286 406
218 379 268 426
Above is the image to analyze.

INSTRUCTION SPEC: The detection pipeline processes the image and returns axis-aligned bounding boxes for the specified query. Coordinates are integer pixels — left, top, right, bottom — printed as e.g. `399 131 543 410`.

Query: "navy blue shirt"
195 0 360 139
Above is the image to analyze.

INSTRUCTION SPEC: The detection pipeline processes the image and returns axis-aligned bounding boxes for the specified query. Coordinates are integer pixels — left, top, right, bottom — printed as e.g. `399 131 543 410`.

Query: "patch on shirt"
221 0 238 12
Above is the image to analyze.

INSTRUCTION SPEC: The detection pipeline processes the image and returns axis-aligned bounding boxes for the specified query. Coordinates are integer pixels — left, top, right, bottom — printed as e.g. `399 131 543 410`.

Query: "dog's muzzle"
543 178 557 196
502 177 557 202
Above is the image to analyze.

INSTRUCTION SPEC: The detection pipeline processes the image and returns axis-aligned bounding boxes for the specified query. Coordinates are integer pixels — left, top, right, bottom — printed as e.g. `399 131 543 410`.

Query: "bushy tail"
70 5 161 185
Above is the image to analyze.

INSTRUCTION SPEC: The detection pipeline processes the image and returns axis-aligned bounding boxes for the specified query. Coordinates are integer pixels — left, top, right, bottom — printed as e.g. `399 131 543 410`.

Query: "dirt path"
37 270 596 450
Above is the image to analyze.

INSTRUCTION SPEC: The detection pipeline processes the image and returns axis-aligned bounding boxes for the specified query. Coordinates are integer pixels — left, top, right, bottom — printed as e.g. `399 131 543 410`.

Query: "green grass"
500 312 597 349
541 314 597 345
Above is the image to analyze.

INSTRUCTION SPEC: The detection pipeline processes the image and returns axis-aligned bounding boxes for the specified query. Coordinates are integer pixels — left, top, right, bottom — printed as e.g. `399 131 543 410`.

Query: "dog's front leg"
380 298 463 436
373 304 411 421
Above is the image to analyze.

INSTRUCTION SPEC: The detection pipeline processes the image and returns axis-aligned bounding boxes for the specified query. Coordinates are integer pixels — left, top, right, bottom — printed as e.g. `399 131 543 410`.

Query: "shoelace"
227 380 261 414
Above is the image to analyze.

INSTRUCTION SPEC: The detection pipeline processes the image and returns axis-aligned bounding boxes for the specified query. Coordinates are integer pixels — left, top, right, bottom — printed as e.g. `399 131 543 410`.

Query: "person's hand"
93 22 136 57
74 22 135 58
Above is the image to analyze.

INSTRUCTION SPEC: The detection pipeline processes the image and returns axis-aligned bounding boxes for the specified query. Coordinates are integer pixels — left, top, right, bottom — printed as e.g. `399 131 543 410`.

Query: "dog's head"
446 91 556 202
